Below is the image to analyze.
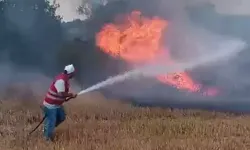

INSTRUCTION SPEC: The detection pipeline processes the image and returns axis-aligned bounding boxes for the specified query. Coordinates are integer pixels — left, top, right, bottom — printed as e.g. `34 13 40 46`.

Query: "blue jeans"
43 106 66 140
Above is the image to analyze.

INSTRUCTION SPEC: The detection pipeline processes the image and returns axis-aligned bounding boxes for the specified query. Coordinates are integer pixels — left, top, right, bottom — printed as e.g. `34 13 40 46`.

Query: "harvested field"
1 93 250 150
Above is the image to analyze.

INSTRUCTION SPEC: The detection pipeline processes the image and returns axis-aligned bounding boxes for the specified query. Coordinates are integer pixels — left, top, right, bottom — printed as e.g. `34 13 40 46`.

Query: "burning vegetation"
96 11 219 96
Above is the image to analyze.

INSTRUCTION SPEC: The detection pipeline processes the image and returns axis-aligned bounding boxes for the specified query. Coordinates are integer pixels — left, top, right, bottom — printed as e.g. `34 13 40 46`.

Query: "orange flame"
96 11 218 96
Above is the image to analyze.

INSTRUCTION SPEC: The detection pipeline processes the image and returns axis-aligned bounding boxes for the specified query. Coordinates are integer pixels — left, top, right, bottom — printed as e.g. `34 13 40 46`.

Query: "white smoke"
209 0 250 15
186 0 250 15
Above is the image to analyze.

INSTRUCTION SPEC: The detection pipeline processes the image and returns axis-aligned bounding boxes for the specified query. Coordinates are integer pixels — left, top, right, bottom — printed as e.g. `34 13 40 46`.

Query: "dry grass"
1 92 250 150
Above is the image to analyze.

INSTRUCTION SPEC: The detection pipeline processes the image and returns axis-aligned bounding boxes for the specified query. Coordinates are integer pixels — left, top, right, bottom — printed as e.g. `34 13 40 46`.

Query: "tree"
0 0 63 76
77 0 110 19
0 0 7 54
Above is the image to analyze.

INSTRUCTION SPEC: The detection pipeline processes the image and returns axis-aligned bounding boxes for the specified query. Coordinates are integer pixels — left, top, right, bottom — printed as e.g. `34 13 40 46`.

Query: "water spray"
76 39 247 96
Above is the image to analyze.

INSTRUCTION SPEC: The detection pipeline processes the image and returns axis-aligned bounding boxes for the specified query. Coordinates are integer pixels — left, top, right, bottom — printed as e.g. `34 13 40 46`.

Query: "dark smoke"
82 0 250 113
0 0 64 96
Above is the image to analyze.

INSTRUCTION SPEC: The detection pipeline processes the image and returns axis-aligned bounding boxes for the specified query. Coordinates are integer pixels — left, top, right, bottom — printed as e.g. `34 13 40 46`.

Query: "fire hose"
28 96 76 136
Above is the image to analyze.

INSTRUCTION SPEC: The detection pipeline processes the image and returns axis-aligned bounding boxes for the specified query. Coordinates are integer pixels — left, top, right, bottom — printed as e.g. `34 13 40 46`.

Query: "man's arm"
54 79 74 98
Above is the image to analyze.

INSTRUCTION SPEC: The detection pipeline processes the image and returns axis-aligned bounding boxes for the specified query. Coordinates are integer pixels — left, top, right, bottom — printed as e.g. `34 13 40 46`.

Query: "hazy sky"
49 0 106 22
49 0 87 22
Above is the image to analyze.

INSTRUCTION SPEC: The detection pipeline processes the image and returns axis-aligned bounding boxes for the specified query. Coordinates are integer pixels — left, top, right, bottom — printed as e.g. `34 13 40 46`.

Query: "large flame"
96 11 218 96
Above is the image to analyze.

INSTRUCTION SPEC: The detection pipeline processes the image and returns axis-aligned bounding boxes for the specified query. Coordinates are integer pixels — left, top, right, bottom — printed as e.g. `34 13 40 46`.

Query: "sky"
48 0 107 22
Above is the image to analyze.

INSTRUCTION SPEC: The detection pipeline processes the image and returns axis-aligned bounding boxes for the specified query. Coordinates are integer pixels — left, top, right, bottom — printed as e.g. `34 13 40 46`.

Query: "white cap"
64 64 75 74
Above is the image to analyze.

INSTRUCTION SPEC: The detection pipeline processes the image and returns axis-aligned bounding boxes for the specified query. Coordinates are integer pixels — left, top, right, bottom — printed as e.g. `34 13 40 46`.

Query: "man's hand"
65 93 77 102
68 93 77 98
71 93 77 98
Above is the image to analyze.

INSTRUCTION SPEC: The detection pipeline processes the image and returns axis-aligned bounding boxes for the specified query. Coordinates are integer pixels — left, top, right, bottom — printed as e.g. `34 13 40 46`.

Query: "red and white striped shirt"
43 73 69 108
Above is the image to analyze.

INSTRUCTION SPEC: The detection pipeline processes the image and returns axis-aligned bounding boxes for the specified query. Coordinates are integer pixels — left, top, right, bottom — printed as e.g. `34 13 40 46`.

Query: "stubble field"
1 92 250 150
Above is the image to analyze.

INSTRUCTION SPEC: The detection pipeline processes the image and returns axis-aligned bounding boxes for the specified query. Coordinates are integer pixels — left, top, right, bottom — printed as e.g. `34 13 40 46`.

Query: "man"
41 64 77 141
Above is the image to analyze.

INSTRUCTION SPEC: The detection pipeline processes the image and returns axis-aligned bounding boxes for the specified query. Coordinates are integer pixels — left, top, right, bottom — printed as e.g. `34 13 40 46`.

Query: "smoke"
0 0 80 98
159 0 250 103
0 62 50 101
0 62 82 100
78 38 245 96
205 0 250 15
73 0 250 112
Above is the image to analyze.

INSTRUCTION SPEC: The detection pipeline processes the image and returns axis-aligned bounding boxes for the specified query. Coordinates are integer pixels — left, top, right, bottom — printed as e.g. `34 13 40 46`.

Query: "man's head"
64 64 75 79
